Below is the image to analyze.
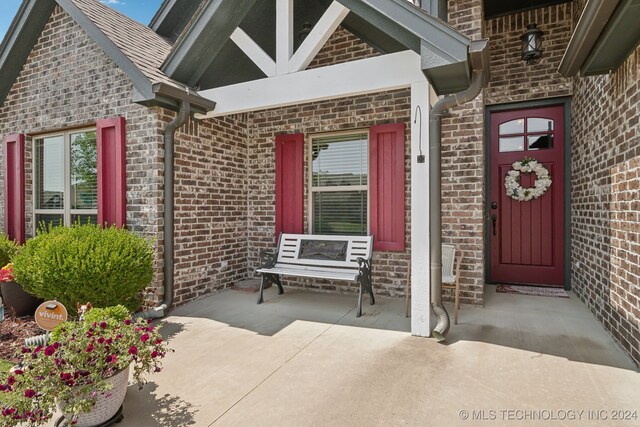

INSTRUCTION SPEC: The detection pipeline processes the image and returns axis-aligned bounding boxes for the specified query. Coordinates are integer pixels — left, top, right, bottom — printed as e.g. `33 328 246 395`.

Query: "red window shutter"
96 117 126 228
275 133 304 240
3 134 25 243
370 123 405 251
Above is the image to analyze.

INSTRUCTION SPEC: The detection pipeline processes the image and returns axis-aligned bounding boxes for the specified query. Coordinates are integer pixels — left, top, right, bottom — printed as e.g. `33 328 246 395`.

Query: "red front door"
489 105 564 287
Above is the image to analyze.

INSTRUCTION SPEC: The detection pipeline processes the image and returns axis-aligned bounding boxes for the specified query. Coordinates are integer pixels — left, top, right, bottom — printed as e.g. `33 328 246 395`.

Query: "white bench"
256 234 375 317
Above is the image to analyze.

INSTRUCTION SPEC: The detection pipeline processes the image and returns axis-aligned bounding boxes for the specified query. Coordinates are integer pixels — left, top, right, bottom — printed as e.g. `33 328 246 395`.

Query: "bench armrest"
260 250 277 269
356 257 370 270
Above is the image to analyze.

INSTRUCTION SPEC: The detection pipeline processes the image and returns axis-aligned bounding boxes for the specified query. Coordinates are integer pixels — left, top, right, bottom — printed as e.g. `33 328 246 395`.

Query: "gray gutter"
558 0 620 77
161 100 190 314
149 0 176 31
161 0 258 86
580 0 640 76
0 0 55 106
429 40 489 341
134 83 216 115
138 99 193 319
337 0 468 65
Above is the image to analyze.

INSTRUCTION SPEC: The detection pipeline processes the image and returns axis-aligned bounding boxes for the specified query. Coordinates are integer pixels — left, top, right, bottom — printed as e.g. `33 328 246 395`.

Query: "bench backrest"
276 234 374 269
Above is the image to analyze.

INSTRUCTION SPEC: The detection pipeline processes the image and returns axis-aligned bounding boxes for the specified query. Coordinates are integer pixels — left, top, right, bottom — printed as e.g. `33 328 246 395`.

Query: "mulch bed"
0 314 42 363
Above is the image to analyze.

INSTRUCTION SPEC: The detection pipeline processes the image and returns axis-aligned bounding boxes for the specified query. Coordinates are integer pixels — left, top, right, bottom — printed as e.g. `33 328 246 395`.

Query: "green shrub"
82 305 130 324
0 233 19 268
12 224 154 316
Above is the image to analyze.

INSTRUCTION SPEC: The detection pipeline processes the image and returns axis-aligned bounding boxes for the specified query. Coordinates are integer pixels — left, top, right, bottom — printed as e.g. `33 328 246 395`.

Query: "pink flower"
24 389 36 398
128 346 138 355
140 334 150 343
2 408 16 416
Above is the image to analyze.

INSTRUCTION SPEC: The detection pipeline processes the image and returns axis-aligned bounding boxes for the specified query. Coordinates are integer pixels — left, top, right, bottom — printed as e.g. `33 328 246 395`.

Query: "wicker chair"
441 244 463 324
405 244 463 324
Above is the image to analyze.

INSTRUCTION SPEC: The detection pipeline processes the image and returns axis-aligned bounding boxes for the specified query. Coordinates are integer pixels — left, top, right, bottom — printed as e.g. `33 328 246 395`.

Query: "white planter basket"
59 365 129 427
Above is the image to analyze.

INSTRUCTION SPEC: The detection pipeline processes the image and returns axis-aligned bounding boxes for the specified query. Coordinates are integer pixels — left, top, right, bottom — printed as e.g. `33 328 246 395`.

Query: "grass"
0 358 14 372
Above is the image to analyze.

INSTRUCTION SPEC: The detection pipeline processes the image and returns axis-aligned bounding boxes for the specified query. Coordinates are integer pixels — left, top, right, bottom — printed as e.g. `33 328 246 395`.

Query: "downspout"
430 40 489 342
138 99 190 319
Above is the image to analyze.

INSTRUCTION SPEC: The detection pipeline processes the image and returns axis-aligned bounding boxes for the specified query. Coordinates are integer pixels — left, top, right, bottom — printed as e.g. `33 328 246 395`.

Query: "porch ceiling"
161 0 476 96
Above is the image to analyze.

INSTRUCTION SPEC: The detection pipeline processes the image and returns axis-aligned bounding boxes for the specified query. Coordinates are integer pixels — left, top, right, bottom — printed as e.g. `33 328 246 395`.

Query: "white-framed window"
308 131 369 235
33 129 98 230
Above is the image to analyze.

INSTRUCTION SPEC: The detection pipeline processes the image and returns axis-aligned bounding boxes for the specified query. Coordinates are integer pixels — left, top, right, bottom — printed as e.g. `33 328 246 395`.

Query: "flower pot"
0 281 42 317
58 365 130 427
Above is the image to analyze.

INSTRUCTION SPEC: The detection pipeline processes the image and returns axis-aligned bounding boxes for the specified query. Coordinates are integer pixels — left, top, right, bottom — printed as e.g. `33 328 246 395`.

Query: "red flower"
99 322 108 329
24 389 36 398
2 408 16 416
105 354 117 364
0 265 14 283
13 370 23 375
140 334 150 343
128 346 138 355
151 351 159 358
155 338 163 345
44 345 56 356
124 319 132 325
85 344 94 353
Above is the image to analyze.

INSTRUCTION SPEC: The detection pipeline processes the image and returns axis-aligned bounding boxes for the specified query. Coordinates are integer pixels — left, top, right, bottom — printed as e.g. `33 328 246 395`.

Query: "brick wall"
307 26 379 69
246 89 412 297
167 113 250 305
0 6 165 306
441 0 486 305
485 3 573 105
571 40 640 364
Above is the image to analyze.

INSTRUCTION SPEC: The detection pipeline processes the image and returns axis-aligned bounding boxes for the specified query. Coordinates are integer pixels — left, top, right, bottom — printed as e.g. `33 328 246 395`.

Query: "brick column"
441 0 486 305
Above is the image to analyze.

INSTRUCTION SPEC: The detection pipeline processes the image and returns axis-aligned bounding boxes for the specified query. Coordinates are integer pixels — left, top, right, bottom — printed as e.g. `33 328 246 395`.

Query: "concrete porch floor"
119 287 639 426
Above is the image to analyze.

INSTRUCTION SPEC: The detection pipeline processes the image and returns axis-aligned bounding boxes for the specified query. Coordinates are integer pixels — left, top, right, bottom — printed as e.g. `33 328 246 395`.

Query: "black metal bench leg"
257 276 268 304
273 275 284 295
368 285 375 306
357 282 363 317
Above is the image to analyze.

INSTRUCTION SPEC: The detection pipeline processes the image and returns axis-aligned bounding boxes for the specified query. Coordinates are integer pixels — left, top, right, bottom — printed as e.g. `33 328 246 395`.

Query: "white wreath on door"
504 157 552 202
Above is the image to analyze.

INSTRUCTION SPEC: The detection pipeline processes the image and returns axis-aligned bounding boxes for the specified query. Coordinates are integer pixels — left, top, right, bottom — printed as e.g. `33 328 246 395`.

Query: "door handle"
492 214 497 236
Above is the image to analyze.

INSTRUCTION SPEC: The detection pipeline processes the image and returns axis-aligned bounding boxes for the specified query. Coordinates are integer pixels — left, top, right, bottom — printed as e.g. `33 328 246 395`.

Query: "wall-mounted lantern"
521 23 544 64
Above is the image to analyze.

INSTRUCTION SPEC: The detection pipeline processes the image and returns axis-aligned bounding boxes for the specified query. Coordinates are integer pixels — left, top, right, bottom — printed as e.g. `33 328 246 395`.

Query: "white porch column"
410 80 431 337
